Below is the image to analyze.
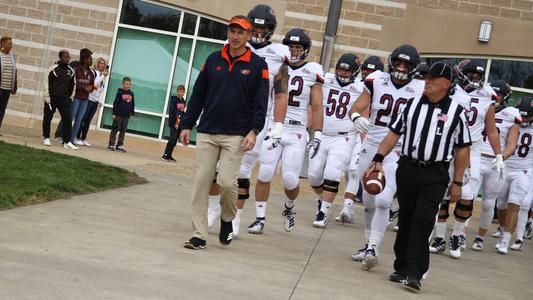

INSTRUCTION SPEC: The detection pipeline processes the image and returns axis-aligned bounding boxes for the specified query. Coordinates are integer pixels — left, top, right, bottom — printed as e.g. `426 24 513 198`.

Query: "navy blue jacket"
181 45 269 136
112 88 135 117
168 96 186 127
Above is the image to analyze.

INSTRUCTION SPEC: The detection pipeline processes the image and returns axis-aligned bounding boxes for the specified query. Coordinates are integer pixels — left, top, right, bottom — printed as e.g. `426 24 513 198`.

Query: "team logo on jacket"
241 69 251 75
122 95 132 102
216 66 222 71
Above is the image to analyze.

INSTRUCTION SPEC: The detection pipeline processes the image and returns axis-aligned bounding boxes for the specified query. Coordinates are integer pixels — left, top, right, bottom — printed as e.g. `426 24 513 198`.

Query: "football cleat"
491 226 502 238
449 235 461 258
247 218 265 234
335 204 355 224
471 237 484 251
429 237 445 254
524 221 532 240
362 244 378 270
351 243 368 262
497 236 510 254
510 239 523 251
459 234 467 250
282 204 296 232
313 211 327 228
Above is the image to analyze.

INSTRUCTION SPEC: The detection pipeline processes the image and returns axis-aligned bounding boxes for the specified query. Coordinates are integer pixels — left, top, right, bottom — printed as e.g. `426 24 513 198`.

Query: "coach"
365 62 471 291
180 15 269 250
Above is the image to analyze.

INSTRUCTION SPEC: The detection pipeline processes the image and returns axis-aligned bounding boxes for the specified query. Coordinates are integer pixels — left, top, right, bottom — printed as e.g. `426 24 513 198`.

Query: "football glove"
350 112 370 133
265 122 283 150
308 131 322 159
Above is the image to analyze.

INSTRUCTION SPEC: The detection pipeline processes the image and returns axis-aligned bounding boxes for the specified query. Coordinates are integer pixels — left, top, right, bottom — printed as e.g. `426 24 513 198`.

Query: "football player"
247 28 324 234
206 4 290 237
470 80 520 251
431 60 503 259
347 45 425 270
337 56 384 224
307 53 363 227
493 96 533 254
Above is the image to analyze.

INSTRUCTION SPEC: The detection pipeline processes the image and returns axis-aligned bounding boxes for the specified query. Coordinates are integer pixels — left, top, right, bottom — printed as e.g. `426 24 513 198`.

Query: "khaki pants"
191 133 244 240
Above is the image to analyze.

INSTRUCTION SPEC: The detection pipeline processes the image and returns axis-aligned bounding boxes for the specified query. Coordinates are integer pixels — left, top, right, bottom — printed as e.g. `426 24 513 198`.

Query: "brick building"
1 0 532 142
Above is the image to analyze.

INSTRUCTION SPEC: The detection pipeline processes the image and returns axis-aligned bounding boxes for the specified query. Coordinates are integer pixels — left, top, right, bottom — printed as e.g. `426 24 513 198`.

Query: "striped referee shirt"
389 94 472 162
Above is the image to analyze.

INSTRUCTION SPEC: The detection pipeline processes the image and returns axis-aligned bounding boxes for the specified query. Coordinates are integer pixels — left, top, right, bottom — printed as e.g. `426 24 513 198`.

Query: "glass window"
421 57 488 70
182 13 197 35
120 0 181 32
106 27 176 113
170 38 193 103
186 40 223 100
101 108 161 138
508 90 533 107
198 17 227 40
488 60 533 90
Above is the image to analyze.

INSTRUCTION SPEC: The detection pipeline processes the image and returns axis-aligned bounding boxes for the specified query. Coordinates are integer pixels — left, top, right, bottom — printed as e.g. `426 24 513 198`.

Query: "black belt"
400 156 449 168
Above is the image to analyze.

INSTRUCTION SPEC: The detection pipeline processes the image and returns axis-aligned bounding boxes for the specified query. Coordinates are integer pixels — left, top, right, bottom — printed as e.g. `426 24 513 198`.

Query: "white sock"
285 198 295 209
452 220 465 236
516 207 529 241
364 207 375 234
208 195 220 206
235 208 242 218
502 231 512 242
256 202 267 219
370 207 389 242
435 221 447 239
364 228 370 242
320 201 332 216
344 199 353 206
368 230 384 248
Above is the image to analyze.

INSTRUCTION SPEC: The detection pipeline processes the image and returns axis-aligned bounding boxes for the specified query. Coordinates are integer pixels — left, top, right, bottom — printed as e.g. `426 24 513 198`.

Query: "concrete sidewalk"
0 129 532 300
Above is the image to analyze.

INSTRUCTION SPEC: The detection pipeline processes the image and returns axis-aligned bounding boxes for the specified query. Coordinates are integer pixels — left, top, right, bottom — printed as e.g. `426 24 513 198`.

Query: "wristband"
372 153 384 163
350 112 361 122
313 130 322 140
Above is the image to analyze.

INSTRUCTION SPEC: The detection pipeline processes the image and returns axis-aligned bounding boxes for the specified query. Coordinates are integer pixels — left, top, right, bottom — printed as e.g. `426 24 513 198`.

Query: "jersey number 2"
325 89 350 119
288 76 304 107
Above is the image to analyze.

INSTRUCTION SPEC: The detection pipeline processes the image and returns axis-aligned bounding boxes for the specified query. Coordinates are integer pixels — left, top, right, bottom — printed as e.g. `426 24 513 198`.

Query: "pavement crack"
288 204 339 300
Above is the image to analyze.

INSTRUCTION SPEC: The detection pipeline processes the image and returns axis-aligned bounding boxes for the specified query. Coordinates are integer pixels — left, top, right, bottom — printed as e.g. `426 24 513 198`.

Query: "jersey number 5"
325 89 350 119
375 94 409 127
288 76 304 107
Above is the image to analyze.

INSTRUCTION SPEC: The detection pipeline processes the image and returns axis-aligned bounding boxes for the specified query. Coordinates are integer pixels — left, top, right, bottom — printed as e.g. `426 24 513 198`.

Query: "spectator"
0 36 18 135
54 48 93 143
162 85 186 162
71 52 95 143
43 50 77 150
76 57 108 146
108 77 135 153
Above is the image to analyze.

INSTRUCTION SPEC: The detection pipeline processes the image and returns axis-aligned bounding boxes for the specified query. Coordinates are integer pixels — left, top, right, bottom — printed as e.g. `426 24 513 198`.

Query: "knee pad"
283 172 299 191
323 180 339 194
257 164 275 183
308 173 323 188
311 183 323 190
481 199 496 212
439 201 450 220
237 178 250 200
454 200 473 221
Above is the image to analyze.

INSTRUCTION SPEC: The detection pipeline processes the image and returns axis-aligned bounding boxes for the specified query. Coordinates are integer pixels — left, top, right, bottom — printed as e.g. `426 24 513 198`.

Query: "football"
363 170 386 195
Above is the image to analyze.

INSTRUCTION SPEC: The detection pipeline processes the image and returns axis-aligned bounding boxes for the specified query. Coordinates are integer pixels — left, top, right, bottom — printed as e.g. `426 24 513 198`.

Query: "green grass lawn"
0 141 147 210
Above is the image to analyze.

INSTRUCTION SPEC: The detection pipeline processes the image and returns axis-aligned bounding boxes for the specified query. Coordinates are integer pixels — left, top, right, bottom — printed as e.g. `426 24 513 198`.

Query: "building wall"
281 0 533 69
0 0 119 120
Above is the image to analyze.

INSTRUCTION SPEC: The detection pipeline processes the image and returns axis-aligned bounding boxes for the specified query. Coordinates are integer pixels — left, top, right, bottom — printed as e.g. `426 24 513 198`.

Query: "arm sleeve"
251 60 269 132
112 92 119 115
130 93 135 116
454 109 472 148
48 70 54 97
181 57 210 130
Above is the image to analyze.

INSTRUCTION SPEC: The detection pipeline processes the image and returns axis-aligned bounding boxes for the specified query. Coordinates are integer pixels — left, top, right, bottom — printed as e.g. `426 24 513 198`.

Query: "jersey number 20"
375 94 409 127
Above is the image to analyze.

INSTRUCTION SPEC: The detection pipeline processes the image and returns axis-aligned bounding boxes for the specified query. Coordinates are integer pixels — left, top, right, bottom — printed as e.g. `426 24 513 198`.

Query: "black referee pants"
393 157 449 280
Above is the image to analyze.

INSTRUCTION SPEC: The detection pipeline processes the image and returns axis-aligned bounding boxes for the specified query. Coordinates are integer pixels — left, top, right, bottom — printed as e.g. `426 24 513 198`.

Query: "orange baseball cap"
229 15 252 30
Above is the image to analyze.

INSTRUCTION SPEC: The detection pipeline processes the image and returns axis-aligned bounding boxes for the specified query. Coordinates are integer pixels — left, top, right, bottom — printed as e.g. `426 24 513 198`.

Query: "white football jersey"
480 106 522 155
451 85 496 142
364 70 425 146
285 62 324 127
252 43 290 118
321 73 364 135
506 124 533 170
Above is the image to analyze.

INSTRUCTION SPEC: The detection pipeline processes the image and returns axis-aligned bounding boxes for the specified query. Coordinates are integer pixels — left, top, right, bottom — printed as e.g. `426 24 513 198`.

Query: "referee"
365 62 471 291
